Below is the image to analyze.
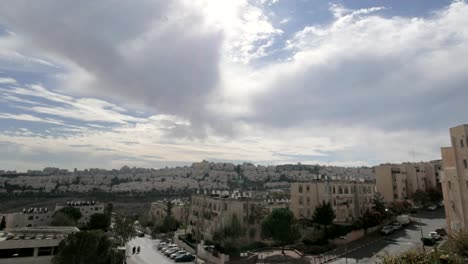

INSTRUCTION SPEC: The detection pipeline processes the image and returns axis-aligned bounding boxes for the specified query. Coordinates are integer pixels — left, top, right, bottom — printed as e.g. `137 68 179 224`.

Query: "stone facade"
441 124 468 233
289 181 375 223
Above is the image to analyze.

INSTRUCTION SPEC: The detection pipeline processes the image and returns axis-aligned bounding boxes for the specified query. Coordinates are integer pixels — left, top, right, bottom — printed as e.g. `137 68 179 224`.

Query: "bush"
421 237 436 246
325 225 351 239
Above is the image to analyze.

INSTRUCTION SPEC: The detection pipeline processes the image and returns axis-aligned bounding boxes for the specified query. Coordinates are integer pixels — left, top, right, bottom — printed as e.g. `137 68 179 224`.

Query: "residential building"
289 181 375 223
188 191 288 243
375 162 441 203
1 208 53 229
0 226 78 264
55 201 104 223
440 124 468 233
149 199 187 224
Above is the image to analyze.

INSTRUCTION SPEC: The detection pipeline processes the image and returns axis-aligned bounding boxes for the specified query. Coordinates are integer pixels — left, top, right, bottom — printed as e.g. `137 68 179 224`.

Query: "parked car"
175 253 196 262
397 215 411 226
165 247 180 256
392 222 403 231
381 225 394 235
429 231 441 241
427 204 438 211
162 246 177 254
170 250 187 259
137 232 145 237
157 242 167 250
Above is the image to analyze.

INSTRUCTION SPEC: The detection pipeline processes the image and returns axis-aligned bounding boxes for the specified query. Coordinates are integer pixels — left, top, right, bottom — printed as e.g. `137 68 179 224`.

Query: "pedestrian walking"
132 246 135 255
137 246 141 254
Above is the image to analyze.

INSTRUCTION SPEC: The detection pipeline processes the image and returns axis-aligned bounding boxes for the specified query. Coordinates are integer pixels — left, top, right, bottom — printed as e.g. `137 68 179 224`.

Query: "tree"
113 214 135 244
0 216 5 230
52 231 123 264
361 210 381 230
89 213 110 231
55 207 82 222
372 192 386 215
51 212 76 226
412 190 429 205
426 188 443 203
262 208 300 254
312 202 336 229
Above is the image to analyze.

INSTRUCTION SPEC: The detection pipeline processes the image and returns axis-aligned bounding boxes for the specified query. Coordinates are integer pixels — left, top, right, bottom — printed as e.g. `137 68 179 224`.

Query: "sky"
0 0 467 171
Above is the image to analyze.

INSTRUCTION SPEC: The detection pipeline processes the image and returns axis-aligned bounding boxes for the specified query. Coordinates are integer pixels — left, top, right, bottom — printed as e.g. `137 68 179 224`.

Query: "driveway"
324 209 446 264
126 236 195 264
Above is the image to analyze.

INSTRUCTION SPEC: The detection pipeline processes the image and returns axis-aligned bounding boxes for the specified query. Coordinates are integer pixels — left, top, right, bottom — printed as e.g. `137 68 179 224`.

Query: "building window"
306 197 310 205
299 185 303 193
464 159 468 169
299 197 303 205
38 247 53 256
461 139 465 148
333 186 336 194
306 185 310 192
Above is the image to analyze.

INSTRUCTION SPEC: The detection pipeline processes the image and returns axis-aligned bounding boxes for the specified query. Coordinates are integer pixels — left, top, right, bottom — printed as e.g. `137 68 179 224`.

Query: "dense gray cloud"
0 0 223 131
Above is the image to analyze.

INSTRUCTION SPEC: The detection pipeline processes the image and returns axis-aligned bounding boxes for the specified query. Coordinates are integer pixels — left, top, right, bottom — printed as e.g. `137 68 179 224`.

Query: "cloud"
246 1 468 132
0 113 63 125
0 0 224 130
0 77 16 84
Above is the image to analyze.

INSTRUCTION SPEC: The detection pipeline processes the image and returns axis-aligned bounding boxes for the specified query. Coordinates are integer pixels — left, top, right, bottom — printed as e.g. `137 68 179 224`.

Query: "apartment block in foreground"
441 124 468 233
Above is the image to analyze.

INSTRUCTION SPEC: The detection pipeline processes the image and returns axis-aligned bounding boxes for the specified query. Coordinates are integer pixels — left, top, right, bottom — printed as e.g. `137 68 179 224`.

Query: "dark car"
175 253 195 262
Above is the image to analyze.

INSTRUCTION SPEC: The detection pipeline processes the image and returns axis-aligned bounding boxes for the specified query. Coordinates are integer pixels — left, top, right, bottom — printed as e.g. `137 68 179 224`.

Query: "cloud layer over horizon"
0 0 466 170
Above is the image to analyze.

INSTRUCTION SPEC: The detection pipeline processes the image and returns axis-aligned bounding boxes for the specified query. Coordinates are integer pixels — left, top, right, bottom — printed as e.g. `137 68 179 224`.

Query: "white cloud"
0 77 16 84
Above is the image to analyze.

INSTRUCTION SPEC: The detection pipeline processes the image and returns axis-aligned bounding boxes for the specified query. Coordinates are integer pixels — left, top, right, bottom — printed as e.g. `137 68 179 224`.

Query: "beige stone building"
188 193 288 243
440 124 468 233
1 208 53 229
149 200 187 224
55 201 104 223
375 162 441 203
289 181 375 223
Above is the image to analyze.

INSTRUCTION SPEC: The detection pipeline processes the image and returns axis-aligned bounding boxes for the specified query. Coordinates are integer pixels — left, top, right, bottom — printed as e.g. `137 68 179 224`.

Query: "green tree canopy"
52 231 123 264
372 192 386 214
51 212 76 226
312 201 336 228
262 208 300 254
113 214 135 244
55 207 82 222
89 213 110 231
426 188 443 203
412 190 429 205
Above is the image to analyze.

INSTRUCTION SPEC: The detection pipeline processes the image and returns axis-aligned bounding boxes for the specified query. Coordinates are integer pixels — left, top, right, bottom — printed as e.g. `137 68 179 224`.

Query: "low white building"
0 226 78 264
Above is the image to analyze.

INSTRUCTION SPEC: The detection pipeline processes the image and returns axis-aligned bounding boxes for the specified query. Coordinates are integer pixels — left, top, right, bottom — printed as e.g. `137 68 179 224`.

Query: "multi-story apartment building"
375 162 441 203
289 181 375 223
55 201 104 223
149 200 187 224
188 192 288 243
440 124 468 233
1 208 53 229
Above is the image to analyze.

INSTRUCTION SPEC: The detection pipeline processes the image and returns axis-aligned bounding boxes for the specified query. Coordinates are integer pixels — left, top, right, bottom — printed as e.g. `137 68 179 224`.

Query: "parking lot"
126 236 195 264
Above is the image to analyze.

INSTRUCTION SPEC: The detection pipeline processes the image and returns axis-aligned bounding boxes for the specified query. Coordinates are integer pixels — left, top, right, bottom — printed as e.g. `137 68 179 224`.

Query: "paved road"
126 236 195 264
324 209 446 264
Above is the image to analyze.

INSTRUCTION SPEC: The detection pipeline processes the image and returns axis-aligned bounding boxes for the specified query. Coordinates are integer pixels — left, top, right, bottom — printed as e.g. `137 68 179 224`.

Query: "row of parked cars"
157 242 196 262
380 215 411 235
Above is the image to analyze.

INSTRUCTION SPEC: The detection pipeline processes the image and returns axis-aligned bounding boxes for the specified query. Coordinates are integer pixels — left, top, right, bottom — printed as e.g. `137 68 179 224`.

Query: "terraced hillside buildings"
440 124 468 234
0 161 374 194
289 180 375 223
